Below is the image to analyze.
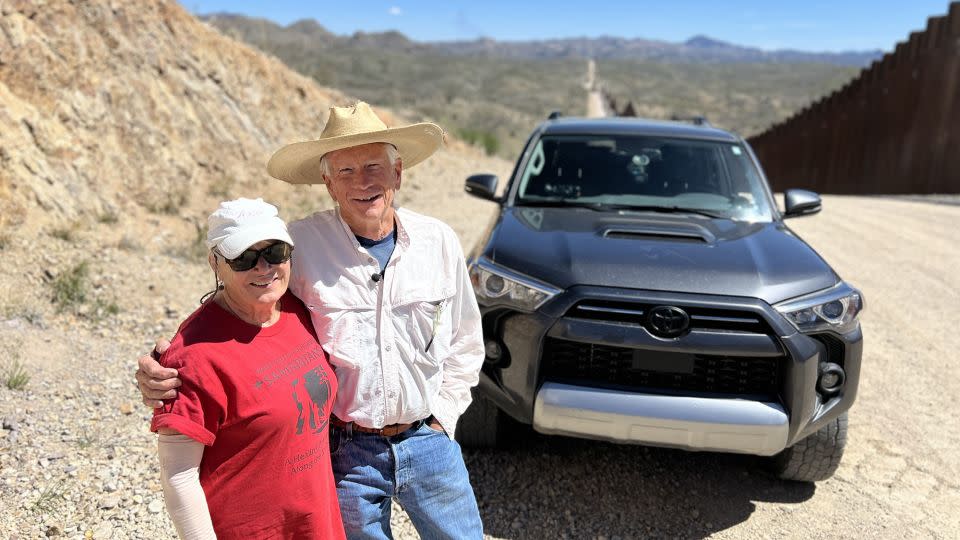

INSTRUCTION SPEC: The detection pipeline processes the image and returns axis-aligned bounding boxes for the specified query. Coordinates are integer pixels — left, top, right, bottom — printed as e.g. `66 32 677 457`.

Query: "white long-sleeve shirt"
157 433 216 539
288 207 484 437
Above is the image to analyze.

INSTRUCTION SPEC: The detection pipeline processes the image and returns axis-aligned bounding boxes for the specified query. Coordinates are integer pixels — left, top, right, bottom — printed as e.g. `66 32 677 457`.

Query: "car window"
516 135 774 222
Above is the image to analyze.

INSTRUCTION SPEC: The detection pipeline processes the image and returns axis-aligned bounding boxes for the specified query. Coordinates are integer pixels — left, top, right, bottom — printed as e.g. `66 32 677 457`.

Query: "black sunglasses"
221 242 293 272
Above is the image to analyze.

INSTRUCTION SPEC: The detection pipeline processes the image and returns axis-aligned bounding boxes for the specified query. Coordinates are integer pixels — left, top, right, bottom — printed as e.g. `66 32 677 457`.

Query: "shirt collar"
333 206 411 255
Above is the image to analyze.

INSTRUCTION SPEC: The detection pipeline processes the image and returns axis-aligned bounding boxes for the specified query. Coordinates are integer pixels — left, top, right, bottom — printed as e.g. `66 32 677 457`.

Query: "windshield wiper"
515 199 611 211
617 205 729 219
517 200 728 218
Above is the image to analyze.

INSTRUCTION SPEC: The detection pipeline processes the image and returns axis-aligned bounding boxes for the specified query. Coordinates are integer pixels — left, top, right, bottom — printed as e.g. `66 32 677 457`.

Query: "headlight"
469 258 562 311
775 282 865 334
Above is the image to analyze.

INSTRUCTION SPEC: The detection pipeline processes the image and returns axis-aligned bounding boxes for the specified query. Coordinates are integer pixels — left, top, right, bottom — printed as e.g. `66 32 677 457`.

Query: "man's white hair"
319 143 400 180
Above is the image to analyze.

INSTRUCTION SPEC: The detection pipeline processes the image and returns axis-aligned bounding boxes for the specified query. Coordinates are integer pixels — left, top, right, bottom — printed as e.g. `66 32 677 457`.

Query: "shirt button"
385 344 392 351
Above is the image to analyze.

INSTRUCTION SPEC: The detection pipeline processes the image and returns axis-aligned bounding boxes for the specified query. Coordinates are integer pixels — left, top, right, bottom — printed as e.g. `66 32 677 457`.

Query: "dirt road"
454 195 960 539
585 59 607 118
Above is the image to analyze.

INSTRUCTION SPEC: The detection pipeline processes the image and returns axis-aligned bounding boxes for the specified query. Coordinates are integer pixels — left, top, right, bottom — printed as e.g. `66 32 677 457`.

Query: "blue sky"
181 1 952 52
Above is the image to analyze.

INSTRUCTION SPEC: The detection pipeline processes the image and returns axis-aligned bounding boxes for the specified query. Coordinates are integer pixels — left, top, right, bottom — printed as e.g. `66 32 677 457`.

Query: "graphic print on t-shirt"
250 337 333 438
292 367 332 435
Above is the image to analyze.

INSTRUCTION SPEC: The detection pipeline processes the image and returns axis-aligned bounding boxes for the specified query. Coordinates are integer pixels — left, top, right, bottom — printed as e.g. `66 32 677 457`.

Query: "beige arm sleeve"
157 433 217 539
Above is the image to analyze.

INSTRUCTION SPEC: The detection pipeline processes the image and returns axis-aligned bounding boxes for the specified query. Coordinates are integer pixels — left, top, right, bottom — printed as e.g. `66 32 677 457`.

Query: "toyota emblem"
647 306 690 338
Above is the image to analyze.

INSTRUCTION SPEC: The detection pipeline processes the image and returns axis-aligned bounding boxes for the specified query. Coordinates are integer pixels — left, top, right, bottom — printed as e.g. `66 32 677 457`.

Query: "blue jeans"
330 421 483 540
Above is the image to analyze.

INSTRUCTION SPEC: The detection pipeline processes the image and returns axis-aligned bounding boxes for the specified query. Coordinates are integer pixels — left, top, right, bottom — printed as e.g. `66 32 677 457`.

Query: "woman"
151 198 345 539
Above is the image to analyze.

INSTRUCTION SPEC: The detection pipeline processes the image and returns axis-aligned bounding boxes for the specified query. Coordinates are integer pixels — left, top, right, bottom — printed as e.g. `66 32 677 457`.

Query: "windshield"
515 135 775 221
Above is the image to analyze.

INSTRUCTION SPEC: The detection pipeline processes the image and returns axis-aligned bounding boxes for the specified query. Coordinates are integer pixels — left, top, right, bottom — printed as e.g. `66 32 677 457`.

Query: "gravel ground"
1 194 958 539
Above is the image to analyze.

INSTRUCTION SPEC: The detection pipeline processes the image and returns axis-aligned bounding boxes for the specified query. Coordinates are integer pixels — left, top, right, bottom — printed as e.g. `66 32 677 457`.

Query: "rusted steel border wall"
748 3 960 194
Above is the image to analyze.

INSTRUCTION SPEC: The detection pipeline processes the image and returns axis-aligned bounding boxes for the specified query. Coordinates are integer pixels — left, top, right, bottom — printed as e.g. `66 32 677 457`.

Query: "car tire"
771 412 848 482
455 389 509 449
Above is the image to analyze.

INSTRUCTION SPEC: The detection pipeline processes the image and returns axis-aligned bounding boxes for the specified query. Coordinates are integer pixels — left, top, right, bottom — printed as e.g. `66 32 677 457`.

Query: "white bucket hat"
206 198 294 259
266 101 443 185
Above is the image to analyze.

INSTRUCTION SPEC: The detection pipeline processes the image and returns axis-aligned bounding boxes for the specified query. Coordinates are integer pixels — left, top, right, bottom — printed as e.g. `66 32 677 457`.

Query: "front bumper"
477 285 863 455
534 382 788 455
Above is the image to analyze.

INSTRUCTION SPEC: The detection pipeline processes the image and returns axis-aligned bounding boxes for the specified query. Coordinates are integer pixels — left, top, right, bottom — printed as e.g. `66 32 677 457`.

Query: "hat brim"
267 122 443 185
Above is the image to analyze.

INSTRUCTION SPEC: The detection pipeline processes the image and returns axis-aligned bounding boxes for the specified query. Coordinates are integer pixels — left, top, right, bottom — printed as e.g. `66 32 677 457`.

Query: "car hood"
486 207 838 305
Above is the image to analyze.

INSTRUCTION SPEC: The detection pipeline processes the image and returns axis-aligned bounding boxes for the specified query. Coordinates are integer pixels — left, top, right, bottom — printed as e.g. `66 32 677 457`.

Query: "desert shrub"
177 221 209 261
49 262 121 321
117 235 139 252
207 175 235 198
145 186 190 215
51 262 90 311
1 357 30 390
31 480 66 515
91 299 121 319
458 129 500 156
49 225 77 242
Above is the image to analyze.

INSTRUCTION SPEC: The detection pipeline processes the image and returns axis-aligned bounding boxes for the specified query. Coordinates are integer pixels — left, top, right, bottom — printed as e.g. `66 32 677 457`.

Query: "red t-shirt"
151 292 345 539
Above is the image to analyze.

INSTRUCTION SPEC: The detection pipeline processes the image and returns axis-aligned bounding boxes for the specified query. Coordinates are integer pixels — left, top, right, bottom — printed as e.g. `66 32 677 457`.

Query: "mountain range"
198 13 863 156
202 13 882 67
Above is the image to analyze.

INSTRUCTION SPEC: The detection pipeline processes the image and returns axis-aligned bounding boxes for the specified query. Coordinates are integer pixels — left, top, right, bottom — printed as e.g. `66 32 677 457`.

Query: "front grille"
542 338 782 399
566 300 771 334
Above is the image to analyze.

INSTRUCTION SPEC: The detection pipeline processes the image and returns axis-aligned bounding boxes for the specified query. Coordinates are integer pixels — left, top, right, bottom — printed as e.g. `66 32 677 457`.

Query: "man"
137 102 486 539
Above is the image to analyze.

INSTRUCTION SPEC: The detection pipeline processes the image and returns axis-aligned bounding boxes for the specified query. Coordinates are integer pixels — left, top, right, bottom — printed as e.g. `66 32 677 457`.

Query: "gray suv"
458 115 864 482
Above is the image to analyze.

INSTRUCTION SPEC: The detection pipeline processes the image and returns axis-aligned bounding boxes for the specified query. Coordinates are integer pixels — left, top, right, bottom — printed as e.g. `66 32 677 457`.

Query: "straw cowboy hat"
267 101 444 185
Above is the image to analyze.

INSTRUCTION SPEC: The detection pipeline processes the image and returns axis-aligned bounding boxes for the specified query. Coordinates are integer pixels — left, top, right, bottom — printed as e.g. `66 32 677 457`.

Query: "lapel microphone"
371 270 384 283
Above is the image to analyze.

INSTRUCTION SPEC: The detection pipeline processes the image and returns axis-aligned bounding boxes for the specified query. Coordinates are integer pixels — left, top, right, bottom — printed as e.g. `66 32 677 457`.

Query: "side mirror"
465 174 500 202
783 189 822 218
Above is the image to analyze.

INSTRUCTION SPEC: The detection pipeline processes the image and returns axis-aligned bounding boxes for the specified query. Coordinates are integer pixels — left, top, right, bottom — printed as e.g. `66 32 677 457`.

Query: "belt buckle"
383 423 409 437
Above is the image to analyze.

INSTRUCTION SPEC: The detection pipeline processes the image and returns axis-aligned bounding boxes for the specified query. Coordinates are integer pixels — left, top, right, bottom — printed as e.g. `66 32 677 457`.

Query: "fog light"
484 340 503 361
817 362 845 396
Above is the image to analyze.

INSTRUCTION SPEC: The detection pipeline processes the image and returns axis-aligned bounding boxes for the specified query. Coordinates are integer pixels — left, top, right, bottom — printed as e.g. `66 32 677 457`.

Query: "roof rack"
669 114 711 127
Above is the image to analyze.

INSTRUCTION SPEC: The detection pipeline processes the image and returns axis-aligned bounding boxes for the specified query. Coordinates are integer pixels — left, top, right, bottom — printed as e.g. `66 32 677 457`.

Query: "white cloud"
389 6 402 16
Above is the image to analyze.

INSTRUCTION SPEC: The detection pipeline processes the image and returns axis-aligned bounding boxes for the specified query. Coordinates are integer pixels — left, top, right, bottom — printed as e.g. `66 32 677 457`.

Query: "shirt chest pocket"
398 287 455 369
303 290 377 370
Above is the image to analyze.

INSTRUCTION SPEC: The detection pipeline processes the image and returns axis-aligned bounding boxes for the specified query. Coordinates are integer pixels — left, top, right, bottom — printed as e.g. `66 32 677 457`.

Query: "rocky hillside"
0 0 508 316
0 0 503 236
2 0 336 227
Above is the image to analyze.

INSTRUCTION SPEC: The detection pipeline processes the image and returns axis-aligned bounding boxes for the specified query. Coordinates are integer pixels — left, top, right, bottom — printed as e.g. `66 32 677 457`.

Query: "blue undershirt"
355 228 397 274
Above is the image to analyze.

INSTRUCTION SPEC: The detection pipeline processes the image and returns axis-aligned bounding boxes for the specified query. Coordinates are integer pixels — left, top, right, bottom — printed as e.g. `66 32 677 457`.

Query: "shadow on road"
465 431 815 539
